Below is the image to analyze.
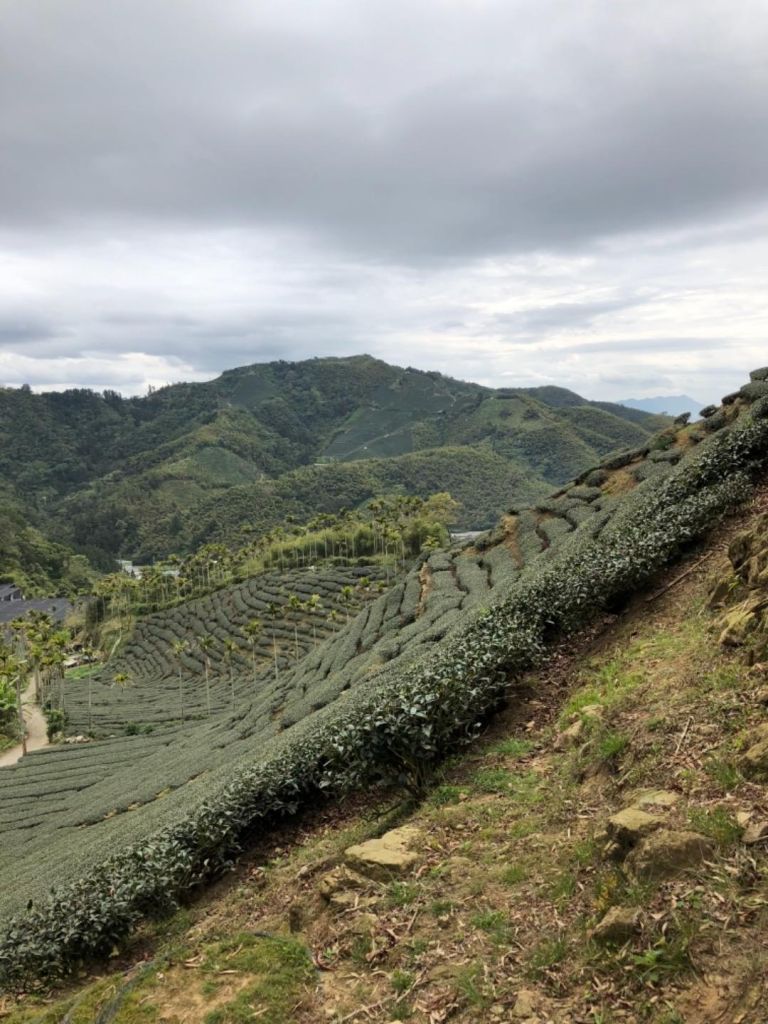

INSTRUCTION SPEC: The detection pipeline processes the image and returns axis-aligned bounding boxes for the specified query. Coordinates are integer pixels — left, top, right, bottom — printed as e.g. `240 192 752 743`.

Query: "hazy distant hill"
618 394 703 419
0 356 667 568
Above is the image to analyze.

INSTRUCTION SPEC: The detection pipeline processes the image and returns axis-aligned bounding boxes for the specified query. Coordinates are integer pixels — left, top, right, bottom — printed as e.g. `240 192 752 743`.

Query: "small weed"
487 737 534 758
688 806 741 846
654 1011 685 1024
561 657 643 726
430 898 455 917
349 935 372 965
595 729 630 766
388 882 419 908
473 767 515 793
390 1004 412 1021
629 933 693 983
508 816 542 839
473 767 542 804
407 938 429 961
471 908 507 934
548 870 578 907
391 969 415 994
198 934 313 1024
428 785 463 807
455 962 492 1009
500 862 530 887
704 757 742 792
701 664 743 692
526 934 568 979
572 837 599 866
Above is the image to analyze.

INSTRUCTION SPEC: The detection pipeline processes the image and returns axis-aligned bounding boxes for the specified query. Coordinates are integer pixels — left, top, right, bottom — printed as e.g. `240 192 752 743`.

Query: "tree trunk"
15 675 26 757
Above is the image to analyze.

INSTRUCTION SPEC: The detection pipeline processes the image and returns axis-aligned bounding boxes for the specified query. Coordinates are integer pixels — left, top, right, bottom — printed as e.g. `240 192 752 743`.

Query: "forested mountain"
0 355 667 572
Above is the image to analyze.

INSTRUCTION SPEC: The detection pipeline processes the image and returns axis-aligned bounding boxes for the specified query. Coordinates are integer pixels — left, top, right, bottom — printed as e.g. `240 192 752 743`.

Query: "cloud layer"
1 0 766 401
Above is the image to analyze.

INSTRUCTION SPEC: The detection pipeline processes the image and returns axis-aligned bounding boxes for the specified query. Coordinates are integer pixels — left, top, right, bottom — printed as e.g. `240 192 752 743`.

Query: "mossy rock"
700 404 718 419
722 391 740 406
750 366 768 382
673 412 691 425
627 830 713 880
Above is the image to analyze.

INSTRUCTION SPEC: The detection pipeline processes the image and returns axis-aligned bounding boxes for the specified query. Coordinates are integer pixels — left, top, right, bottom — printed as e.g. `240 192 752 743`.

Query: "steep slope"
0 369 765 989
6 439 768 1021
0 356 664 566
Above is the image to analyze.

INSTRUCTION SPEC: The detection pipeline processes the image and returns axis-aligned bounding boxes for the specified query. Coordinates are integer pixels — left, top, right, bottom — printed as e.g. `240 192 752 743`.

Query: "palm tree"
340 585 354 624
171 639 189 723
1 649 27 757
266 602 281 682
306 594 323 647
286 594 303 662
243 619 263 685
223 638 239 709
197 634 214 716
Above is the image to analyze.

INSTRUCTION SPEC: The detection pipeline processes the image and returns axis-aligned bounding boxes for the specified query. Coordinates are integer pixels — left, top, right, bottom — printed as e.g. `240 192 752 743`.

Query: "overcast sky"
1 0 766 403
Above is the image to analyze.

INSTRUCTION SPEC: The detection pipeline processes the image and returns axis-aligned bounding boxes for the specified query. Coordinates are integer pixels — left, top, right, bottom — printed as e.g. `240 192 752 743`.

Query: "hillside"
0 366 766 1001
0 356 664 567
7 499 768 1022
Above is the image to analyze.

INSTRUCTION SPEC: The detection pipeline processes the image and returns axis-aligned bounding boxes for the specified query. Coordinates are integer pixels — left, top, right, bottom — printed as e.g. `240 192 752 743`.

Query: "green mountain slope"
0 356 665 568
0 368 764 990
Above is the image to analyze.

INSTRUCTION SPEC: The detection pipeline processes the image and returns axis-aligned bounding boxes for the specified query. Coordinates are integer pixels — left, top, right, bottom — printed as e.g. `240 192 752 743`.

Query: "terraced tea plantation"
3 372 768 987
65 567 386 734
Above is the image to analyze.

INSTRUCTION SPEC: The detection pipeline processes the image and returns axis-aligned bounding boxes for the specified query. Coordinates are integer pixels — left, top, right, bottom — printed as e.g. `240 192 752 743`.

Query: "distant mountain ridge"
618 394 703 418
0 355 668 572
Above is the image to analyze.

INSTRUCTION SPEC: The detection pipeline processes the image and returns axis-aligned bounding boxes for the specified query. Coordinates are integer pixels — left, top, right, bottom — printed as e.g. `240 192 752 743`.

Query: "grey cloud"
549 337 726 354
492 297 650 335
0 318 58 344
0 0 765 397
1 0 767 262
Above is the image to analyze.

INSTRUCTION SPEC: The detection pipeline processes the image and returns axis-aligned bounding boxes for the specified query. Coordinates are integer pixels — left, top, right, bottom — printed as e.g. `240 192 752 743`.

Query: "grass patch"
454 962 493 1010
470 908 509 942
486 737 534 758
548 870 578 907
595 729 630 767
430 898 455 917
687 806 742 846
391 968 415 994
526 934 569 980
427 784 463 807
500 862 530 887
704 756 743 792
388 882 420 908
629 933 693 984
472 767 543 804
197 933 313 1024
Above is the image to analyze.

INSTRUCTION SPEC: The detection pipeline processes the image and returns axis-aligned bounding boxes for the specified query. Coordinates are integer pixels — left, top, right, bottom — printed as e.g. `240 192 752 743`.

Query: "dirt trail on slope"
0 681 48 768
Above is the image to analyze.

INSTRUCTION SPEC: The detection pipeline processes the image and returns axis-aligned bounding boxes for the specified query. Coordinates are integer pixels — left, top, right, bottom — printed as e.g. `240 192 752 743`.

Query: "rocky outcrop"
343 825 422 881
592 906 640 944
627 830 714 880
710 514 768 662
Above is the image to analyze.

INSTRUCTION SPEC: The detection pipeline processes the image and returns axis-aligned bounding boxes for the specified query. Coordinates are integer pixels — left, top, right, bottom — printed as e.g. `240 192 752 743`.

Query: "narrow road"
0 681 49 768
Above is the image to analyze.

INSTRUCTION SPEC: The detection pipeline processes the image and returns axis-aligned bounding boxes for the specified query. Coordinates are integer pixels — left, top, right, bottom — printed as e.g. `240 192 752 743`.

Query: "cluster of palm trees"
90 492 457 623
0 612 76 751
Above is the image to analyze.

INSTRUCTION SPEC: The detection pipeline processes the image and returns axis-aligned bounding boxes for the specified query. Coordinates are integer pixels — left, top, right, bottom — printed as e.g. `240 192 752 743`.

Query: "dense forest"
0 356 667 583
